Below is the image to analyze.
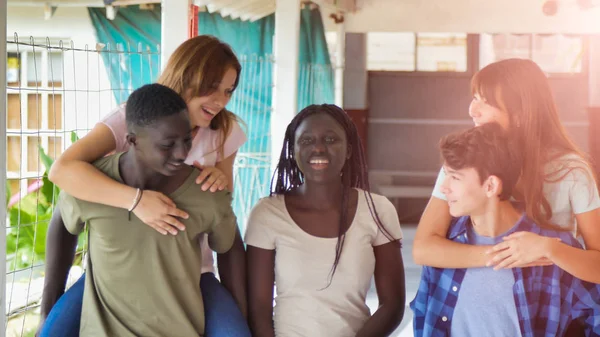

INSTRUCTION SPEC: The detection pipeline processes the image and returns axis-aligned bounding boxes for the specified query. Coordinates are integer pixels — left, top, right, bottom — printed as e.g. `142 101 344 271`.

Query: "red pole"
188 4 199 38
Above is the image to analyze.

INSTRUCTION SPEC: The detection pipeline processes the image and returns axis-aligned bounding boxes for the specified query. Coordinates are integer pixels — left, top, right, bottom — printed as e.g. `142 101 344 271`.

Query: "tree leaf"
40 174 60 206
9 206 34 229
13 192 45 216
33 215 51 255
71 131 80 144
6 182 11 207
38 145 54 173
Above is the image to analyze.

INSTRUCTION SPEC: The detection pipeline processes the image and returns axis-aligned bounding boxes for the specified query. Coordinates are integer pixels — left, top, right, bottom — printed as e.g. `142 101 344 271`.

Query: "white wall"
8 6 117 138
338 0 600 34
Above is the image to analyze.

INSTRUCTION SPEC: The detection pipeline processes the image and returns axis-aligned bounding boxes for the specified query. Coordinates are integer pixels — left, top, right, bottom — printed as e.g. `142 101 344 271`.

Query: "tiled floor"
366 224 421 337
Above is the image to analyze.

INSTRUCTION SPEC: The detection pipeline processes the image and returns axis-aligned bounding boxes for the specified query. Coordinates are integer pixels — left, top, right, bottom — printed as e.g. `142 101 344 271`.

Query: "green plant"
5 182 10 207
6 132 84 273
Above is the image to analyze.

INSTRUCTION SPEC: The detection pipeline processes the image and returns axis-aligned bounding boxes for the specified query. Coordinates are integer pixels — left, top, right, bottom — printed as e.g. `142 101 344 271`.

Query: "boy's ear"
485 175 502 198
126 133 137 147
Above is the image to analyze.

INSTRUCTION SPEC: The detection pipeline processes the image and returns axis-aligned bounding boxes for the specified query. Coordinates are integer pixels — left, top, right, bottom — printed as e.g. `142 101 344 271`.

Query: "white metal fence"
3 34 335 336
4 34 140 337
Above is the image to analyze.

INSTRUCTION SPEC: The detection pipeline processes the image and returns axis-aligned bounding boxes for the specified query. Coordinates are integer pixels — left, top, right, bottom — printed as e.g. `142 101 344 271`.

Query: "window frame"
365 33 589 78
367 33 479 77
6 41 68 195
478 33 589 78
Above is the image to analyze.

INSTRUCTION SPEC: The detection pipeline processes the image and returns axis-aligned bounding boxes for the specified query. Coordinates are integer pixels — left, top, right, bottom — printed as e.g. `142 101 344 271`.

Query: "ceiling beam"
311 0 355 13
249 3 275 21
8 0 159 7
226 0 270 19
205 0 238 13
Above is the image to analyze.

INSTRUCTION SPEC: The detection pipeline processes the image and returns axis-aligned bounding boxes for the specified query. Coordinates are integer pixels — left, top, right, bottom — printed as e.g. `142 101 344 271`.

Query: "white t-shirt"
244 190 402 337
101 104 247 274
433 153 600 234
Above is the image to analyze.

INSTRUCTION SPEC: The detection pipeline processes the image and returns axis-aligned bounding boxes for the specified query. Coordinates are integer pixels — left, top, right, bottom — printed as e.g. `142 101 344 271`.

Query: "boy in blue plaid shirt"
410 123 600 337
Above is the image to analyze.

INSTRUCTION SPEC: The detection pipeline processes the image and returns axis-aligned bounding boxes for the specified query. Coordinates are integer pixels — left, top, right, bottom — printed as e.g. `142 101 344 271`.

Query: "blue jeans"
39 272 251 337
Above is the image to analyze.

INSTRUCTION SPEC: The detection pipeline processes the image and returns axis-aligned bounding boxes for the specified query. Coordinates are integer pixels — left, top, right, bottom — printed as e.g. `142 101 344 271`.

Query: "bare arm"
37 207 78 333
413 196 488 268
49 123 187 234
217 227 248 318
195 151 238 192
48 123 135 208
216 152 236 192
488 209 600 283
546 209 600 283
247 246 276 337
356 240 405 337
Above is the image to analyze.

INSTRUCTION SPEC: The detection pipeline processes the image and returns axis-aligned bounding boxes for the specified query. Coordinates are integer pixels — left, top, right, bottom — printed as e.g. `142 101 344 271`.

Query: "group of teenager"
32 34 600 337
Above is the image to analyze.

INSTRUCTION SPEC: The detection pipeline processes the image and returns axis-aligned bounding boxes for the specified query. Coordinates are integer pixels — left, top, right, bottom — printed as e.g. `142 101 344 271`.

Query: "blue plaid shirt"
410 215 600 337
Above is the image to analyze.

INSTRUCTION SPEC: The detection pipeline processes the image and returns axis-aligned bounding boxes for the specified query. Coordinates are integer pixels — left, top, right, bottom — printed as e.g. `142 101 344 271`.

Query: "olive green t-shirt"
59 153 237 337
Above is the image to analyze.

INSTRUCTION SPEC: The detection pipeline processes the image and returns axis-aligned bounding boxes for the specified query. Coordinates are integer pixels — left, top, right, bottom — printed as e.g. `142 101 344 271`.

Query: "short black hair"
440 122 522 200
125 83 188 130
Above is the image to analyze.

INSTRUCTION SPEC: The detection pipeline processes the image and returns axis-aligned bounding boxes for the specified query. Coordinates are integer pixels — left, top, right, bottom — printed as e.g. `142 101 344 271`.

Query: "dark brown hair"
440 123 521 200
471 58 596 228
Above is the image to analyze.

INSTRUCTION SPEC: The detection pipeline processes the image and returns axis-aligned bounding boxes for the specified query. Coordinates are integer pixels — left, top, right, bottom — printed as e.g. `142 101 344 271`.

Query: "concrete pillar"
588 35 600 173
271 0 301 174
161 0 191 69
342 33 369 154
0 0 8 326
334 19 345 107
343 33 367 110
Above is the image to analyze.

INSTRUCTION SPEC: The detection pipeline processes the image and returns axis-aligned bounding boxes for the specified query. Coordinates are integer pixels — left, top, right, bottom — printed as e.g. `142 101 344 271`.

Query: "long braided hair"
270 104 396 285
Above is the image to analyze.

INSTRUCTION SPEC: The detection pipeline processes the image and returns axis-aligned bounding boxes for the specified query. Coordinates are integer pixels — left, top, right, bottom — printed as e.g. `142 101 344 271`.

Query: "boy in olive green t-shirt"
59 84 237 337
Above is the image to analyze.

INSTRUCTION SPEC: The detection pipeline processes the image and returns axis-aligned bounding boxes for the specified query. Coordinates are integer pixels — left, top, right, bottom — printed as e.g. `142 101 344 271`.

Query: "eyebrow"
444 167 464 176
300 128 342 135
212 81 234 89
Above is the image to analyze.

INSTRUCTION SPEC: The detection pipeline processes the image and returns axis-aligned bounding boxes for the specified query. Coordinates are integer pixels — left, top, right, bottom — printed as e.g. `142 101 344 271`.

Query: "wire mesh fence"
4 33 160 336
4 33 334 337
230 54 273 228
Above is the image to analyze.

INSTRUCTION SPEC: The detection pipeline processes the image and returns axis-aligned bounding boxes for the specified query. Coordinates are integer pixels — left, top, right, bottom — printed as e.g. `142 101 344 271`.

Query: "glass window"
367 32 415 71
532 34 582 73
416 33 468 72
479 33 583 73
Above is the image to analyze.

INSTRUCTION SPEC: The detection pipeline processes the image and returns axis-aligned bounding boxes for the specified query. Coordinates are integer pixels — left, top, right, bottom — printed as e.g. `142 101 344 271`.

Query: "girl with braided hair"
246 104 406 337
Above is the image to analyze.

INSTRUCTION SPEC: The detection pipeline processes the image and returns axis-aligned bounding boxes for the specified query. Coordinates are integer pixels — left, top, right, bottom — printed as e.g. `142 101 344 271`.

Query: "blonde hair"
471 58 597 229
158 35 242 158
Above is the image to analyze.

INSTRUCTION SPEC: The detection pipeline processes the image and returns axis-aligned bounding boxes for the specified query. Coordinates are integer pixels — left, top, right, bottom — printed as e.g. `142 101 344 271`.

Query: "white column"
343 33 367 109
334 19 345 108
271 0 301 174
0 0 8 327
161 0 191 69
589 36 600 107
587 36 600 172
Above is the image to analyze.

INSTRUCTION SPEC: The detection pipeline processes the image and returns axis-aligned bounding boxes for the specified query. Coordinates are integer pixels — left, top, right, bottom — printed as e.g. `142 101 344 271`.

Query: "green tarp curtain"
88 5 334 226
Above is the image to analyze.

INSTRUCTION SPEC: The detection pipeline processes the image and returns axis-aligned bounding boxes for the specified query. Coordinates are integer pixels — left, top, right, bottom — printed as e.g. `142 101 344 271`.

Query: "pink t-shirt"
101 104 247 274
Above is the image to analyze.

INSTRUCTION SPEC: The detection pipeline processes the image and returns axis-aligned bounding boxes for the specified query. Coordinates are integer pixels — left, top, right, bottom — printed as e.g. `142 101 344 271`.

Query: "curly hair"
125 83 187 130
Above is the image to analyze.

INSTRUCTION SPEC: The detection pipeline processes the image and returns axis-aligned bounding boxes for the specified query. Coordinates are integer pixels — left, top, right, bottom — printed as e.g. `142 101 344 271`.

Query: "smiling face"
440 163 506 219
131 111 193 177
185 67 238 130
293 113 349 184
440 165 490 217
469 93 511 129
